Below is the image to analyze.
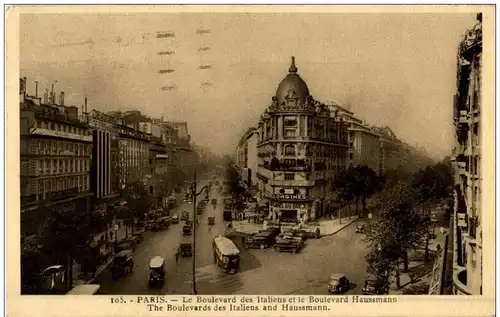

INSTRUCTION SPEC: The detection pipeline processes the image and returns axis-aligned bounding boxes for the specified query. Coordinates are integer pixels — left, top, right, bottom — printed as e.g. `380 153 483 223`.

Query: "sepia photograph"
9 5 493 308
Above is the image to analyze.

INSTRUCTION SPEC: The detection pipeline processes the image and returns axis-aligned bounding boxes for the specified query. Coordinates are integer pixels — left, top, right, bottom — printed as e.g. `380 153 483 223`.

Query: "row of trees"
21 179 155 294
363 157 454 292
334 164 383 215
224 158 246 212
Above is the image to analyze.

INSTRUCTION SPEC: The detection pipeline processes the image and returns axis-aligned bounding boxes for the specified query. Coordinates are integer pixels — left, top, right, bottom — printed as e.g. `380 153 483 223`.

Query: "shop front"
270 200 313 224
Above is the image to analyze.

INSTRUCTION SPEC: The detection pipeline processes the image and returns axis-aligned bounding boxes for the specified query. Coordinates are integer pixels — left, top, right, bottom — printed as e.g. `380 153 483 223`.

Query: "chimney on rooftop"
59 92 65 106
19 77 26 96
43 89 49 104
50 84 55 104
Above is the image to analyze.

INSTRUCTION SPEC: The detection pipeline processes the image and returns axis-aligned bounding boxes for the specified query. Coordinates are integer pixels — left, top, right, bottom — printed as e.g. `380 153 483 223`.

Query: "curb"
320 217 360 237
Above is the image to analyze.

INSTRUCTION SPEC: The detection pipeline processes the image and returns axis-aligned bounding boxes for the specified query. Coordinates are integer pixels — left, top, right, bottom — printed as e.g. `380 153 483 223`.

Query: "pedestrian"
175 248 180 263
436 244 441 251
208 226 212 234
440 227 445 235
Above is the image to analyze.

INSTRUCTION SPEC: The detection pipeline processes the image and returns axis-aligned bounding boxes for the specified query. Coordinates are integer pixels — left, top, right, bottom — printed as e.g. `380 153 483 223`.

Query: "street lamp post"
190 169 208 295
178 147 207 295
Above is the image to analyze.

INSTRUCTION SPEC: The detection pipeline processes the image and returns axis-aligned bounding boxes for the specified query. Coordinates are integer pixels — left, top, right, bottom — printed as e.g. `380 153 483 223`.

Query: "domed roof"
275 56 310 104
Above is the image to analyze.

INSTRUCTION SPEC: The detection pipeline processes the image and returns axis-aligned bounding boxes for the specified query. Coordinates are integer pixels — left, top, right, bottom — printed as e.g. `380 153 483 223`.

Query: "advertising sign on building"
273 193 307 200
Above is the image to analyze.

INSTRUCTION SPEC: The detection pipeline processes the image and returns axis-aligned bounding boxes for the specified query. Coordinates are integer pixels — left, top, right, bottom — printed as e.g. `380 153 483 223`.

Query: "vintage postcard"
5 4 495 317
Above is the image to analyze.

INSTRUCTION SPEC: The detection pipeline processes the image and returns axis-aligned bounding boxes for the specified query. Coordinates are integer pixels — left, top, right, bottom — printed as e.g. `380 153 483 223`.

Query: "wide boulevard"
97 177 370 295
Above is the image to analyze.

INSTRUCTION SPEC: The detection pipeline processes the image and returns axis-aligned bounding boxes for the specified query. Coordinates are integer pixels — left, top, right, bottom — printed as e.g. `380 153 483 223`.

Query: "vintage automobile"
211 198 217 206
275 235 302 253
110 250 134 279
116 240 136 252
182 224 193 236
179 240 193 257
145 220 155 231
157 216 171 229
148 256 165 287
328 273 350 294
356 224 366 233
208 216 215 225
244 230 277 249
362 274 389 295
280 230 305 246
180 211 189 221
171 214 180 224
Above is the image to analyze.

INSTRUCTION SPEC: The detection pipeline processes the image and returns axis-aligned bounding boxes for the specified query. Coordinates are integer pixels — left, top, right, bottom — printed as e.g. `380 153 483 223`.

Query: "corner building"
256 57 349 224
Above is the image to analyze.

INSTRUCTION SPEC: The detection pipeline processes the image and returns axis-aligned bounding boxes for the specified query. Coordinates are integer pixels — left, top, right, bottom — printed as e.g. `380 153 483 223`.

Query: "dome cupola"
275 56 310 105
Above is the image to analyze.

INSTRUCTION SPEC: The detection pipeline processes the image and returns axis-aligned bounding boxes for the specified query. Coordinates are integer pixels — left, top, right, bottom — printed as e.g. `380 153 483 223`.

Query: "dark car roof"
330 273 346 280
115 250 132 258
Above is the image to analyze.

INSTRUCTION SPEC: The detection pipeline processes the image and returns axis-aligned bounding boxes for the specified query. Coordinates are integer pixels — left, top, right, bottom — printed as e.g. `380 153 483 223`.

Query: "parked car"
171 214 179 224
110 250 134 279
245 229 278 249
362 274 389 295
328 273 350 293
356 224 366 233
116 240 135 252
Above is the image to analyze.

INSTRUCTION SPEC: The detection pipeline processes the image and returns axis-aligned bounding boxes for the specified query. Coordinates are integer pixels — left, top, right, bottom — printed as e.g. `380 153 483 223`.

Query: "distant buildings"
236 57 433 224
451 14 482 295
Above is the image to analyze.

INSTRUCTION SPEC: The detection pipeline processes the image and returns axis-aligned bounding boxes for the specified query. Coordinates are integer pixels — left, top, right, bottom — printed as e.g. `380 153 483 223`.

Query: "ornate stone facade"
255 57 349 224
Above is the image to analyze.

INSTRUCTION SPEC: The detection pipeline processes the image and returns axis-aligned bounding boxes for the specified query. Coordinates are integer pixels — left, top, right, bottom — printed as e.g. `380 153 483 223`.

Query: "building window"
284 145 296 156
285 173 295 181
284 129 296 138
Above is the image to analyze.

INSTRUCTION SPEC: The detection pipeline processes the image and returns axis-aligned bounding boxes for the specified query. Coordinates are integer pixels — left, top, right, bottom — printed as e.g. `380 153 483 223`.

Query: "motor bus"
212 236 240 274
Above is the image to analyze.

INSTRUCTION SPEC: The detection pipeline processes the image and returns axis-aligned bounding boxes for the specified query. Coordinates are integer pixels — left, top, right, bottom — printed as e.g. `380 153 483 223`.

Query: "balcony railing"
453 267 472 295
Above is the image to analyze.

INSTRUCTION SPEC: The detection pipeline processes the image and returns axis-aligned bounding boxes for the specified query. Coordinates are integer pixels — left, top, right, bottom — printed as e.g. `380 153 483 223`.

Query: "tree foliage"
334 165 381 211
224 160 245 211
121 180 152 223
411 157 453 203
363 183 429 289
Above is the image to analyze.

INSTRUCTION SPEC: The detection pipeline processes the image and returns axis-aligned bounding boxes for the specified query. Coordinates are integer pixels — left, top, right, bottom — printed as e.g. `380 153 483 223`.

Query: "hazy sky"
20 11 477 157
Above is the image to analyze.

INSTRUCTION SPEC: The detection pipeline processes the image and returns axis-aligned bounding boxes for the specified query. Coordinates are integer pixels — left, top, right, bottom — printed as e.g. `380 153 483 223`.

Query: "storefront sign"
273 193 307 200
272 202 307 209
29 128 92 142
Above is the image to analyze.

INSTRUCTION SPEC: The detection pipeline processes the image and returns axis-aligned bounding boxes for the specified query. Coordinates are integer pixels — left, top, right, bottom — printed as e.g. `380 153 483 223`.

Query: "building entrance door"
280 209 298 223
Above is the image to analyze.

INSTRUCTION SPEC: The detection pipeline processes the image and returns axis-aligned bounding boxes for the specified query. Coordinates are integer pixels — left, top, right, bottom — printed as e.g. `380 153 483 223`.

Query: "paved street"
96 177 370 295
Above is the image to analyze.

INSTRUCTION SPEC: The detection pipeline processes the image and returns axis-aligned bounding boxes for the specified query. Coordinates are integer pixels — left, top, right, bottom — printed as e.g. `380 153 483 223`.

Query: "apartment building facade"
20 78 92 238
452 14 482 295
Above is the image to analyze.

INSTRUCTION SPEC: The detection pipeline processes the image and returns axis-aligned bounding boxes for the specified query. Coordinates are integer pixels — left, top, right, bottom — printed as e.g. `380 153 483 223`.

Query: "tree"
334 165 381 215
224 161 245 212
364 183 428 289
121 180 152 236
39 203 94 292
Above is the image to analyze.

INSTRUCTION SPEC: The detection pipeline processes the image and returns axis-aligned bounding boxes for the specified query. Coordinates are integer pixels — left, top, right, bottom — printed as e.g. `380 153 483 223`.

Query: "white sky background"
20 12 477 157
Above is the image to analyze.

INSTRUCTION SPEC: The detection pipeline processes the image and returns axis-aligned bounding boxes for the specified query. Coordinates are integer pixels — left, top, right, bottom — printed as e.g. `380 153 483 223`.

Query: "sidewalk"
308 216 359 236
389 249 436 294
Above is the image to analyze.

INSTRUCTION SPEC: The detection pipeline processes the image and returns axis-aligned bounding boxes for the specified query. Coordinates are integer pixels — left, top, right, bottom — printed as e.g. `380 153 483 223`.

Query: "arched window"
284 145 296 156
